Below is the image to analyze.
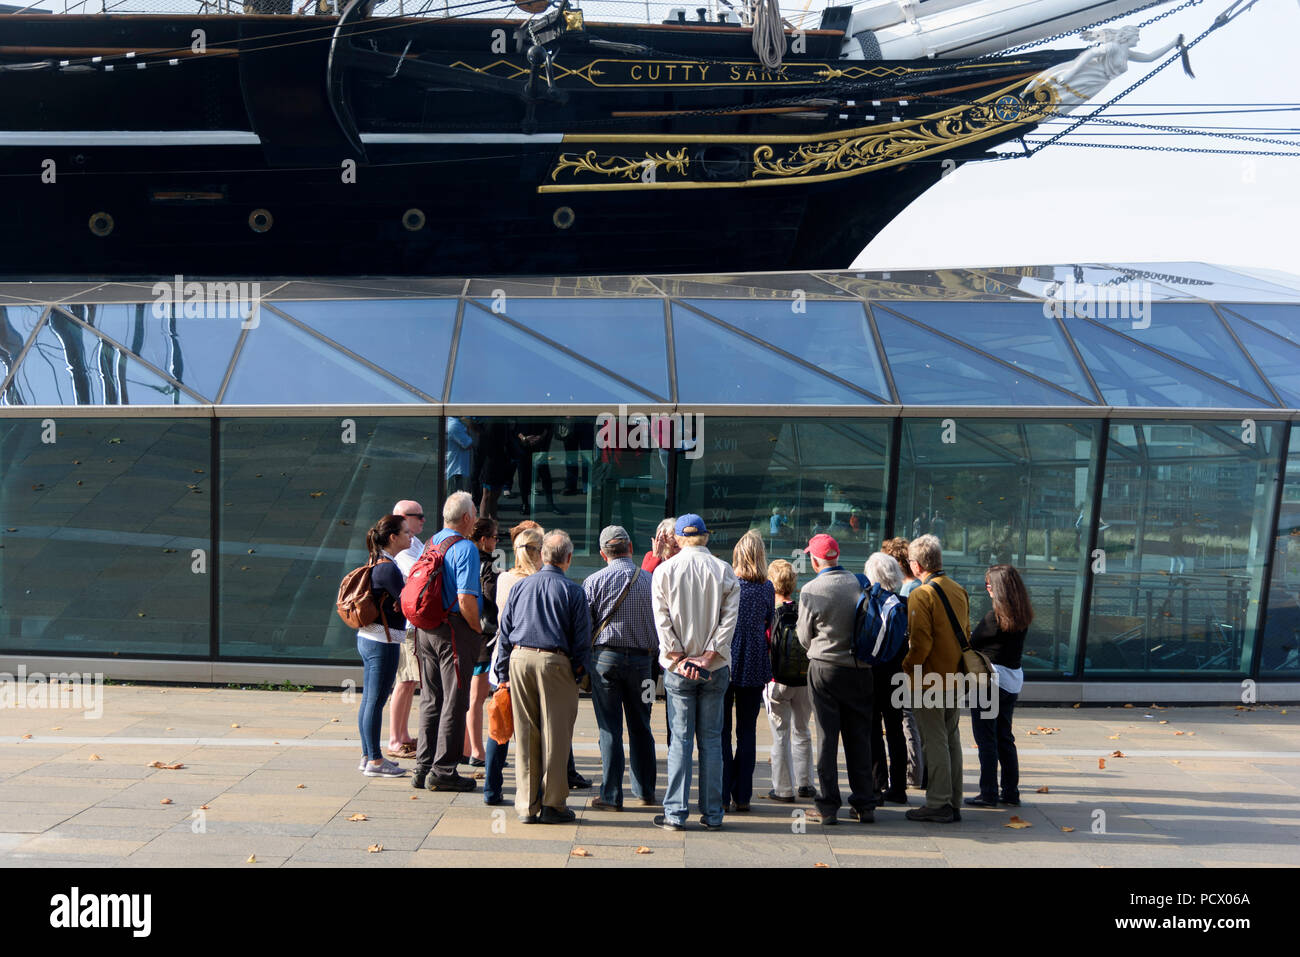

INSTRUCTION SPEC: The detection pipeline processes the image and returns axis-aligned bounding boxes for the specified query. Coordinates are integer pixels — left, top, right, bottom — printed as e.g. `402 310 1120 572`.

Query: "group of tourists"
352 491 1033 829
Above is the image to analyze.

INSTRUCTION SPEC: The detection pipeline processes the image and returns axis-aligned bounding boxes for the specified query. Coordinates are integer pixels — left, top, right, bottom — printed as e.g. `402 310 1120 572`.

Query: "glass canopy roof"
1 263 1296 408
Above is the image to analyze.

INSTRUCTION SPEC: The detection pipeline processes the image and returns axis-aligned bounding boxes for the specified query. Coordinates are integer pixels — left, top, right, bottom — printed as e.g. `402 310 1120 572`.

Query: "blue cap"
674 514 708 536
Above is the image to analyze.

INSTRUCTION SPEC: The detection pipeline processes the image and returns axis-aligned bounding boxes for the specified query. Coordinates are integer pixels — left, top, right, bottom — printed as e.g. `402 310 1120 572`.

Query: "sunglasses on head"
405 513 424 520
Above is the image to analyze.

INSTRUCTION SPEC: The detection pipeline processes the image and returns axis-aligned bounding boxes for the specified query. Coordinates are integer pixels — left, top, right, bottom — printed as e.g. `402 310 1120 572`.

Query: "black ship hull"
0 10 1070 278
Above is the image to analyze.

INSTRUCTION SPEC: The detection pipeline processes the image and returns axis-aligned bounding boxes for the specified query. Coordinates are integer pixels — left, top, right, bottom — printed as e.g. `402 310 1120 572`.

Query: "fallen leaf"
89 753 102 761
1170 761 1181 766
1158 720 1169 725
1235 705 1249 711
330 718 339 723
231 723 240 728
814 862 829 867
473 771 485 780
166 727 173 731
1098 758 1106 769
160 798 173 805
247 854 256 863
137 612 146 618
200 804 210 810
1187 732 1195 736
20 733 32 739
348 813 367 822
1108 735 1120 740
571 847 591 857
310 491 324 498
1123 703 1133 708
1282 710 1288 715
1005 816 1032 829
108 437 122 444
1174 730 1185 736
1111 750 1125 758
193 468 205 474
367 843 383 853
1062 826 1075 833
410 795 418 800
247 548 255 554
1036 786 1050 794
1026 730 1038 736
52 726 62 731
1072 703 1081 708
635 846 652 855
296 784 306 789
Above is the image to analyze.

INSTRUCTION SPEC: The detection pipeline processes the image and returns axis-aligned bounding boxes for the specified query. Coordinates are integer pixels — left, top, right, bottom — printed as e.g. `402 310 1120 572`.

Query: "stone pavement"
1 685 1298 868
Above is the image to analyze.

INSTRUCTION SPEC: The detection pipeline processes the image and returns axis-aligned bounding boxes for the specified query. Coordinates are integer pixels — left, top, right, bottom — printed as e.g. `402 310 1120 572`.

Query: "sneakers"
699 817 723 831
767 790 796 803
964 796 998 808
541 806 576 824
797 786 817 798
430 773 476 792
905 805 955 823
590 798 621 811
363 759 408 777
653 814 685 831
412 769 427 790
568 773 593 790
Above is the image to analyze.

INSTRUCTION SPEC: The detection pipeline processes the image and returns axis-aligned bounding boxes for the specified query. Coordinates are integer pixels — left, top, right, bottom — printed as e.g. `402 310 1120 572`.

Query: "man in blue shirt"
413 490 484 792
445 417 474 494
496 530 591 824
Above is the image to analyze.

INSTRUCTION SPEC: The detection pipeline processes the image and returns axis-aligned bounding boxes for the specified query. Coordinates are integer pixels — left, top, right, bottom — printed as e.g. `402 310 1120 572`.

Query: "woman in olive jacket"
965 564 1032 809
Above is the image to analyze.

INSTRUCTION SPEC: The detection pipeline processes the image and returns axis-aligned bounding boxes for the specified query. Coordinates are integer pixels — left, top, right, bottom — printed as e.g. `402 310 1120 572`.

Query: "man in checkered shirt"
582 525 658 811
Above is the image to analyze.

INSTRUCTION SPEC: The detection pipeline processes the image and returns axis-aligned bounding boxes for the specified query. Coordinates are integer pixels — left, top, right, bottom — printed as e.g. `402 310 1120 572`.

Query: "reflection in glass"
897 419 1098 675
1261 424 1300 676
0 418 210 656
673 418 890 580
218 417 439 660
88 302 243 402
1220 309 1300 407
1085 420 1283 675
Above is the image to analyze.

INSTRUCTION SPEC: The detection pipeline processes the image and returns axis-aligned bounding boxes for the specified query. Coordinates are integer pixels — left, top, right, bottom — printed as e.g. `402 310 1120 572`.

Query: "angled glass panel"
0 306 42 402
1085 419 1283 677
827 268 1049 302
274 299 456 399
1064 316 1263 408
451 304 655 404
684 299 889 401
1221 311 1300 407
671 304 878 404
9 310 191 405
0 417 210 657
83 301 242 402
1262 423 1300 677
657 274 851 300
1224 303 1300 346
222 308 422 405
889 301 1095 401
897 418 1100 676
217 416 438 660
1086 304 1273 403
474 298 669 399
872 308 1085 406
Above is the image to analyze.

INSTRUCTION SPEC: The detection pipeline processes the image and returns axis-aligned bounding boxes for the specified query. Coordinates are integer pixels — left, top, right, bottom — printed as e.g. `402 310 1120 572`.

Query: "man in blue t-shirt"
413 490 484 792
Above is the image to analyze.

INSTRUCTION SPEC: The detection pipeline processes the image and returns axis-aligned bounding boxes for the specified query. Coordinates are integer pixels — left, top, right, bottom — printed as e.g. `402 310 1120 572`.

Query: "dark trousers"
871 661 908 796
971 688 1020 802
590 647 657 806
484 734 508 804
808 659 875 815
721 684 764 807
415 614 481 778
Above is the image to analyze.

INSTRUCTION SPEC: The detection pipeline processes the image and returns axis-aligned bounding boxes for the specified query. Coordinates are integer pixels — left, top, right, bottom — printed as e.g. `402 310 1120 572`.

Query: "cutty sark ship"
1 0 1195 276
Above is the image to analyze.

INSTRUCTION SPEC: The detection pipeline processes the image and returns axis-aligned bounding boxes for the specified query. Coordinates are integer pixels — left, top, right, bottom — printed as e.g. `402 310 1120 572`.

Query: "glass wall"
217 416 438 661
1261 423 1300 675
0 417 210 656
673 417 891 583
896 419 1099 676
1084 419 1284 676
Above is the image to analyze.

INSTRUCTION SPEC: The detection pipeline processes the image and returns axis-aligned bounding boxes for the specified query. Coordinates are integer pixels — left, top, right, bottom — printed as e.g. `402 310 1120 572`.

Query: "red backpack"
400 534 465 631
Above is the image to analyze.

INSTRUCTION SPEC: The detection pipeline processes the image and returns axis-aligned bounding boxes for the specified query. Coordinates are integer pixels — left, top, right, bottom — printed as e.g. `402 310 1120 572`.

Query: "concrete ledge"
0 656 361 689
1020 681 1300 705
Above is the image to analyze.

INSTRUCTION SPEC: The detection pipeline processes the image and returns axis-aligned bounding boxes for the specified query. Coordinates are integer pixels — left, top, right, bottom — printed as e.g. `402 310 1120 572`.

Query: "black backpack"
769 601 809 687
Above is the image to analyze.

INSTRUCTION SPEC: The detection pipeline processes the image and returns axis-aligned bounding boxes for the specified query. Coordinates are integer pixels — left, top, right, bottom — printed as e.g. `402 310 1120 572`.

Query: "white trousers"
764 681 815 796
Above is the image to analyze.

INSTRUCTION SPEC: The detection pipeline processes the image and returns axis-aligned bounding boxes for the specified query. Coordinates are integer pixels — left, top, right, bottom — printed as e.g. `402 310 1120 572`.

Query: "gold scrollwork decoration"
551 148 690 182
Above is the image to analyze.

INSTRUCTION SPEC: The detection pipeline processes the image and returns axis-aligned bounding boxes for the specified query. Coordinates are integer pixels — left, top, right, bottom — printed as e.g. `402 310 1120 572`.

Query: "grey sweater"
796 566 863 667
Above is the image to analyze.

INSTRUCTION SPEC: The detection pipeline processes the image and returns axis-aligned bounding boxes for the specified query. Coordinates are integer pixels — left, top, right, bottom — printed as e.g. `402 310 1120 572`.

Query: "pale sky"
854 0 1300 276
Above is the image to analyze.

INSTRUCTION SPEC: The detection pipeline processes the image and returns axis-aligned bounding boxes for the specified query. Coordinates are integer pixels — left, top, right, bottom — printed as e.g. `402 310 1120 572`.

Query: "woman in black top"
356 514 410 778
463 517 500 767
965 564 1032 808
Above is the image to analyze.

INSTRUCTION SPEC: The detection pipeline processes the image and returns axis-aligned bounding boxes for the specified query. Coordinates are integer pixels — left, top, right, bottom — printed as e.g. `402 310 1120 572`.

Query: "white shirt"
994 665 1024 695
394 535 423 579
651 545 739 674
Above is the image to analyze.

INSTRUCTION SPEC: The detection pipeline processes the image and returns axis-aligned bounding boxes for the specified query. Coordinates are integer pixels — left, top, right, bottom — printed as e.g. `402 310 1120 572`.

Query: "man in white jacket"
650 514 739 831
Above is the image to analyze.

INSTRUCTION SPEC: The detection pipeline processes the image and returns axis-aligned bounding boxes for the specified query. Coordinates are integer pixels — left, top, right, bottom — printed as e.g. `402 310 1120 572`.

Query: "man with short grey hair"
413 490 483 792
584 525 657 810
496 530 592 824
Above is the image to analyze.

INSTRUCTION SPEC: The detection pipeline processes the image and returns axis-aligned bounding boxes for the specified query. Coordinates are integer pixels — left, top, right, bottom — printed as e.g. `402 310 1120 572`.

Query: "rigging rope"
750 0 786 69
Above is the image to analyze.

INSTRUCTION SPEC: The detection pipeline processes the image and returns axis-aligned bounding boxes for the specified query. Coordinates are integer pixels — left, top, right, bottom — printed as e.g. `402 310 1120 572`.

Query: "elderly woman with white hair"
864 551 911 806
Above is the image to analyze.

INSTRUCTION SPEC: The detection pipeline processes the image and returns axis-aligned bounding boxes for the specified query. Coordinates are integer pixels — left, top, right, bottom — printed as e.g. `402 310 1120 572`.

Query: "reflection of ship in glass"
1 0 1193 276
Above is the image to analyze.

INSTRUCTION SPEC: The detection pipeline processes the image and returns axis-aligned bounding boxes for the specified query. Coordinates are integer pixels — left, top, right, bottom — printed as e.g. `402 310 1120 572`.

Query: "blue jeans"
971 688 1019 803
590 647 657 806
484 735 509 804
663 666 730 827
356 636 400 762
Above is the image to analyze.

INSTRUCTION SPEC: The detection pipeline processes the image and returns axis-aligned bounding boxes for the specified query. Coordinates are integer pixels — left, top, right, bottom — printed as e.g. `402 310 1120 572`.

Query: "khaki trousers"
914 701 963 809
509 647 578 817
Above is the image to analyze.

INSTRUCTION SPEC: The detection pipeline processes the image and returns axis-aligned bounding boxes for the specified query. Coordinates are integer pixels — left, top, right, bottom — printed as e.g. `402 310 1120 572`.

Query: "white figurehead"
1023 26 1185 112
